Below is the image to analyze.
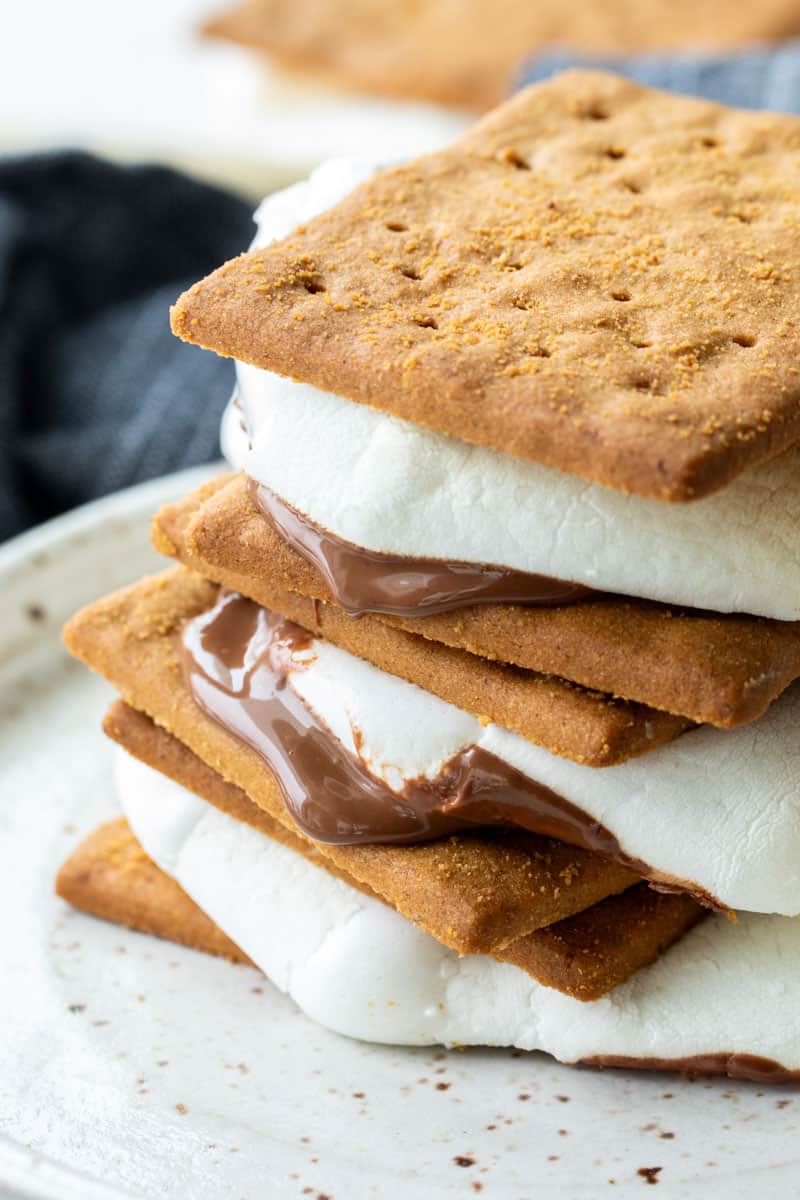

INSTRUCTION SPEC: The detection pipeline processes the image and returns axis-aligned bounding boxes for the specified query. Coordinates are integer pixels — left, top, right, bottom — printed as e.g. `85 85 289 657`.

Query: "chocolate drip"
249 479 594 618
181 592 643 868
183 592 477 843
586 1054 800 1085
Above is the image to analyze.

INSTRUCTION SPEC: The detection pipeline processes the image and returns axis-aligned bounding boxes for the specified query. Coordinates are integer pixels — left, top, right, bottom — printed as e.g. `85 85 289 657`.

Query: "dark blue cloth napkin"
0 152 251 542
519 41 800 112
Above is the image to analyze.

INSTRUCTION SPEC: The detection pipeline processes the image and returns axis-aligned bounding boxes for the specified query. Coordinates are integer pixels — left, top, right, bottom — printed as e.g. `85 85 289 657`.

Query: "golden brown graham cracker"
172 71 800 501
63 568 638 955
152 479 695 766
205 0 800 112
501 885 704 1001
154 474 800 729
101 704 702 998
57 810 702 1001
55 818 252 965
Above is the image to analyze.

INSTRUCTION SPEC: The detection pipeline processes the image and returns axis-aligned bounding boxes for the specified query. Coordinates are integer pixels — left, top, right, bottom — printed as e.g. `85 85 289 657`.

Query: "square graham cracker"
172 70 800 500
56 817 253 966
153 474 800 730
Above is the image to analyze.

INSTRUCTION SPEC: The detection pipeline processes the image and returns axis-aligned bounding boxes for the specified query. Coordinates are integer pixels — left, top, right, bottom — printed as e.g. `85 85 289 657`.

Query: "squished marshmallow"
224 160 800 622
117 749 800 1071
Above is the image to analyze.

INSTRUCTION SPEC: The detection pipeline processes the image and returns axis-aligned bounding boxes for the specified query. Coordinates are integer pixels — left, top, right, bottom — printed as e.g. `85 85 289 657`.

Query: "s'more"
204 0 800 111
60 71 800 1082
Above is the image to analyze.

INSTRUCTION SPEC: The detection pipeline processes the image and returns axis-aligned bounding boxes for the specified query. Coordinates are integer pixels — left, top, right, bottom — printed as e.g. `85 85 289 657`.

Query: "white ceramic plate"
2 468 799 1200
3 0 469 198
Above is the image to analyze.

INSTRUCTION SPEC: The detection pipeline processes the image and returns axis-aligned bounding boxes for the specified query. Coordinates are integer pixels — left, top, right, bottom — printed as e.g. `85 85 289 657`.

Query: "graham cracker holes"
302 278 326 295
502 149 531 170
733 334 756 348
605 147 627 161
611 290 631 302
414 315 438 330
629 374 664 394
401 267 421 280
386 221 408 232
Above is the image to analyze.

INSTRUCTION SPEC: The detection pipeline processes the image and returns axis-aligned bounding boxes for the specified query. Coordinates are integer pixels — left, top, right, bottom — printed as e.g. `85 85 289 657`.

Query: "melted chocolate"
181 591 644 865
249 479 594 618
586 1054 800 1085
182 592 476 843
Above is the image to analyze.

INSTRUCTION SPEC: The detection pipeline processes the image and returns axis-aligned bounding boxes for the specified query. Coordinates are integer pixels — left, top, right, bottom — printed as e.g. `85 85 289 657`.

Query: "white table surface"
2 0 469 197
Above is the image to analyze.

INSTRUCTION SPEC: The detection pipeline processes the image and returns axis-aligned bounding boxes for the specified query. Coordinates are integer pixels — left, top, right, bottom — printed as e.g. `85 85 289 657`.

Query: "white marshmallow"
234 369 800 622
220 395 248 468
117 748 800 1070
251 158 389 247
197 627 800 916
225 160 800 622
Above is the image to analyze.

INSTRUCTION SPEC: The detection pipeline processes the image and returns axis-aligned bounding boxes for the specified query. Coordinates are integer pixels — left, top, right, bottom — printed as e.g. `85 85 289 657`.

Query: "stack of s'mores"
59 71 800 1082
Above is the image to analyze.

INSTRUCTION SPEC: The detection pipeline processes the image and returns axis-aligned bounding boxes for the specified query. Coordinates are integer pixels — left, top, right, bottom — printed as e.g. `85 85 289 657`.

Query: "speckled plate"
1 469 799 1200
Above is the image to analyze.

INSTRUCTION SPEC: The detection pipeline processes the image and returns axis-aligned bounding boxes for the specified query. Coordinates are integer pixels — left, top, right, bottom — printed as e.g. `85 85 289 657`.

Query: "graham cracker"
502 885 703 1001
55 818 252 965
99 705 703 1000
152 478 695 765
205 1 800 112
62 567 639 955
154 474 800 729
56 814 701 1001
172 71 800 501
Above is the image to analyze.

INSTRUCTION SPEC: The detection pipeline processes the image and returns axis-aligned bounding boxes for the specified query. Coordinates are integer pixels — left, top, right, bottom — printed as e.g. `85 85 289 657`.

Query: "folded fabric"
519 42 800 114
0 152 251 541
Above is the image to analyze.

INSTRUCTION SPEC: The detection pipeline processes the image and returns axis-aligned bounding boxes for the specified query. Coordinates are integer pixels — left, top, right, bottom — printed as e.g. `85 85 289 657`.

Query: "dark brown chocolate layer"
181 590 650 866
586 1054 800 1084
250 479 593 618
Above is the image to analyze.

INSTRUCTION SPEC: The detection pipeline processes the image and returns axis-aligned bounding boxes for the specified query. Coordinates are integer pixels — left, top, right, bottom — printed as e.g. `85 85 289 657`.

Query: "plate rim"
0 466 218 1200
0 464 219 581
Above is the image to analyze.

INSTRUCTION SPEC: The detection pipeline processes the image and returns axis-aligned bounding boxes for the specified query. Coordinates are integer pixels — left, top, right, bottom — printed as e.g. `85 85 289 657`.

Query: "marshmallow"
234 368 800 622
224 160 800 622
117 748 800 1070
